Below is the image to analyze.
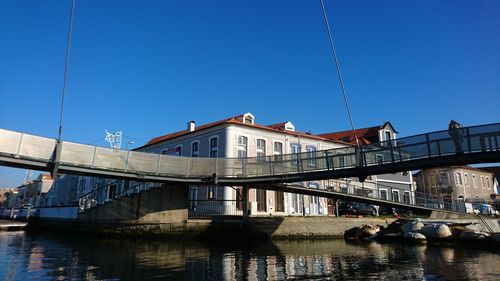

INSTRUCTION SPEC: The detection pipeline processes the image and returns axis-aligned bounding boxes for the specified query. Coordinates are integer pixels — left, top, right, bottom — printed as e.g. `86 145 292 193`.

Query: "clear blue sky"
1 0 499 187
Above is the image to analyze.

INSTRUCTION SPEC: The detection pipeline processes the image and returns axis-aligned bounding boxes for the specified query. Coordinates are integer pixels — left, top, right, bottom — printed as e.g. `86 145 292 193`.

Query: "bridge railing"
303 179 470 213
0 129 56 162
1 123 499 180
187 200 243 219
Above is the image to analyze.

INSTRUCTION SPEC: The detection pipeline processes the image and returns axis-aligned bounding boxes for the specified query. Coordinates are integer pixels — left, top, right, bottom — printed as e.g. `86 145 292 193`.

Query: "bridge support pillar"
242 185 249 221
51 140 63 179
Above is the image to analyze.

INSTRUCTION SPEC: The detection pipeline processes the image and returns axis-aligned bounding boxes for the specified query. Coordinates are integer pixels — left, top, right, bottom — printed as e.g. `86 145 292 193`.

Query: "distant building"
0 188 18 208
414 166 496 206
42 174 79 207
478 166 500 194
9 174 54 207
23 174 53 206
319 122 414 204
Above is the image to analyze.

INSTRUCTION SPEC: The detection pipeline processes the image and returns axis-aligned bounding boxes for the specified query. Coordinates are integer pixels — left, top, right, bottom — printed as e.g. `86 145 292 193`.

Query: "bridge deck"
0 123 499 185
2 124 498 215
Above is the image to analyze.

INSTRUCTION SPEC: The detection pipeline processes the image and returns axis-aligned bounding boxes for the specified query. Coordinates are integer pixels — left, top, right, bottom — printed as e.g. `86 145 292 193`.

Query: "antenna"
104 130 123 149
24 170 32 185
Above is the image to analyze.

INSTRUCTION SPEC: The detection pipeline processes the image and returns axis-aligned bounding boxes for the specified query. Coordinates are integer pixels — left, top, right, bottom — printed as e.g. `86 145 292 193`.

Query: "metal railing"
77 180 157 213
187 200 243 219
1 123 499 181
283 179 475 213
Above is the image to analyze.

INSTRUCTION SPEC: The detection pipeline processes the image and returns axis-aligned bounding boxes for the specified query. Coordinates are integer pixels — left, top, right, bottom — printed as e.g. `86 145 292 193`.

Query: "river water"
0 231 499 281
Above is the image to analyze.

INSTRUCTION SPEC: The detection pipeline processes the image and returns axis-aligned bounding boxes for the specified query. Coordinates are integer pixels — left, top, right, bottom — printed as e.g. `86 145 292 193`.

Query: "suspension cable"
319 0 360 151
57 0 76 142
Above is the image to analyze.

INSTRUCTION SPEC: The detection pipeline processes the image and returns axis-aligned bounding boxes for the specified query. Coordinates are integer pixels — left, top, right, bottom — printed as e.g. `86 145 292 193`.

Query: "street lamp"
125 141 135 150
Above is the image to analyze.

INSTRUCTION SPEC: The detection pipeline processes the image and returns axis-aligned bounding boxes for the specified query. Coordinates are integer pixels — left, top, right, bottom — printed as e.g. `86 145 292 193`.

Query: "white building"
136 113 414 216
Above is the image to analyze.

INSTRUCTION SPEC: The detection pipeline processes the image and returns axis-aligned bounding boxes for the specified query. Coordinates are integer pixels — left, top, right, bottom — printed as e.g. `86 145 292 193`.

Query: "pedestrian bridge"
0 123 499 186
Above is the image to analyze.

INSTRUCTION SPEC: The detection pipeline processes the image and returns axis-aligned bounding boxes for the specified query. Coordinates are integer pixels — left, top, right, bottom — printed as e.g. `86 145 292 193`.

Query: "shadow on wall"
200 216 286 241
77 185 189 225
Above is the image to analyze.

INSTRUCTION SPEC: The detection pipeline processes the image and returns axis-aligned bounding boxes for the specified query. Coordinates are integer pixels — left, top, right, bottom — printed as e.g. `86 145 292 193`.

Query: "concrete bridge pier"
70 184 190 235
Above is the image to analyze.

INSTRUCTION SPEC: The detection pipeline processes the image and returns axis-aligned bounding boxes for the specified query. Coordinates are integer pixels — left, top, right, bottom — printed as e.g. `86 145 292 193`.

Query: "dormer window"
242 113 255 125
284 121 295 131
385 131 392 141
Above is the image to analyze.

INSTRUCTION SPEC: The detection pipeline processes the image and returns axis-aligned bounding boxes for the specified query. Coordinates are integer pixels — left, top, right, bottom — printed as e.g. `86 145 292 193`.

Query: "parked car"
474 203 497 216
338 201 379 216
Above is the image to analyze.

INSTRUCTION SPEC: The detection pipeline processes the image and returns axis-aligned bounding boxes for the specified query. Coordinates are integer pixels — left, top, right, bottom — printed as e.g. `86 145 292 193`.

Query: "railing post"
185 157 191 177
215 156 219 176
389 140 395 163
325 151 330 170
16 133 24 155
91 146 97 167
124 151 130 171
297 153 303 173
242 158 247 177
242 185 249 220
51 140 63 179
268 156 274 175
466 128 472 153
426 133 431 158
156 154 161 175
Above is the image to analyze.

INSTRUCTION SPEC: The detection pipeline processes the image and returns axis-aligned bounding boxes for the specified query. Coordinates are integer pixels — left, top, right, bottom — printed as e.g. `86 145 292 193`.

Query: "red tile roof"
140 114 349 149
266 122 289 130
319 126 380 144
319 122 397 145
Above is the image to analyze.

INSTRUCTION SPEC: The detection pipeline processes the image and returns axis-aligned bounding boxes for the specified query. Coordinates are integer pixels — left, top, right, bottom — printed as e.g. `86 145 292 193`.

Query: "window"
256 139 266 159
472 174 478 188
161 146 182 156
291 143 301 163
237 136 248 159
106 183 116 201
174 145 182 156
385 131 392 141
209 137 218 158
274 142 283 155
376 154 384 165
392 190 400 202
256 189 266 212
275 191 284 212
439 173 449 186
485 177 491 189
455 172 462 185
464 174 469 186
403 191 411 204
481 176 485 189
274 142 283 161
306 146 317 167
191 141 199 157
208 186 216 200
380 190 388 200
429 175 436 187
338 156 345 168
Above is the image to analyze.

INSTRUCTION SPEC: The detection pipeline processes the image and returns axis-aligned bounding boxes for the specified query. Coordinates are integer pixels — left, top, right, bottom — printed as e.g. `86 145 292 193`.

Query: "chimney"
187 121 196 132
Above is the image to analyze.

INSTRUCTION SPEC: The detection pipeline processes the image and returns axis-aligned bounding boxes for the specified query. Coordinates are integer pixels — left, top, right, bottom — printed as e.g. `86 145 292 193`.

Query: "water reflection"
0 231 499 280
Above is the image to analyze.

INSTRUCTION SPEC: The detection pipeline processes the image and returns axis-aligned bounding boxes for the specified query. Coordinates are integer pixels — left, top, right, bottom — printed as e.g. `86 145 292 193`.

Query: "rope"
58 0 76 142
319 0 360 151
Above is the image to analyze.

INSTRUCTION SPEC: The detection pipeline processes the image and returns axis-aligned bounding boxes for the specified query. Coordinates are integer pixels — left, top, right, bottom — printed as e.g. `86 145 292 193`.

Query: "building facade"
135 113 414 216
414 166 496 206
